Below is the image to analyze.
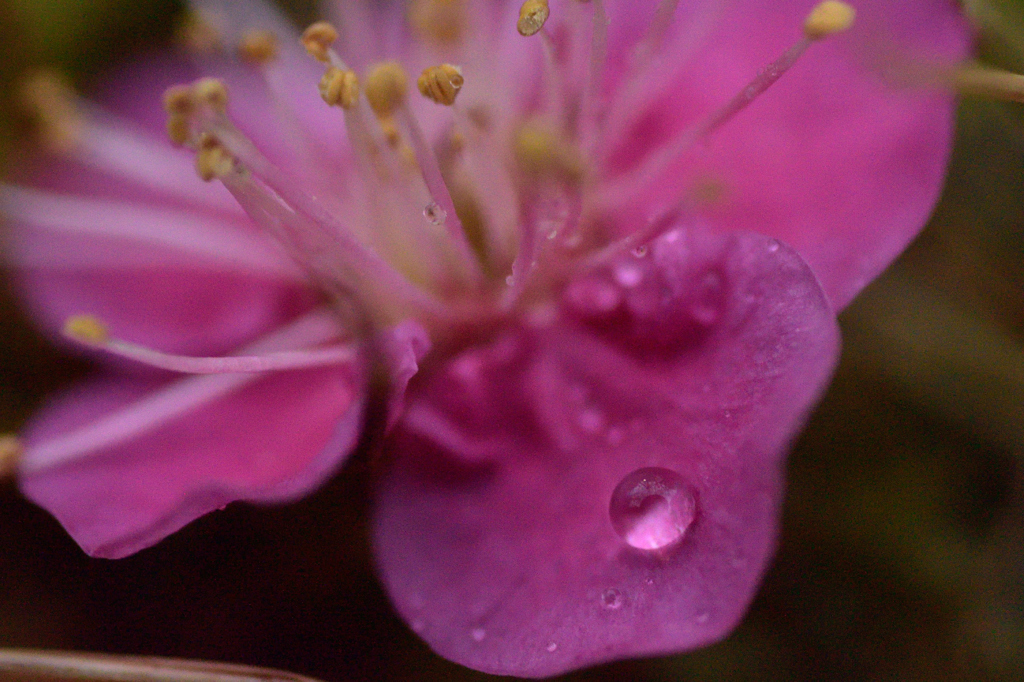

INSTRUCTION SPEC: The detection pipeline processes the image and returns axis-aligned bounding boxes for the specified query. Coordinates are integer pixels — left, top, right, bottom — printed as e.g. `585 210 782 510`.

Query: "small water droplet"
423 201 447 226
547 229 558 240
695 612 709 624
664 229 681 243
505 274 515 286
614 263 643 288
471 627 486 642
766 239 780 253
601 588 623 610
609 467 697 551
546 642 558 653
631 244 648 258
644 577 654 586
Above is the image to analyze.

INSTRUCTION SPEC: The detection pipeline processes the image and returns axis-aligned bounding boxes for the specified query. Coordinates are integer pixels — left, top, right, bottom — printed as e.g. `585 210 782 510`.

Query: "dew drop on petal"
471 627 486 642
505 274 515 286
609 467 697 551
613 263 643 288
695 612 710 624
423 201 447 225
546 642 558 653
601 588 623 610
766 239 780 253
631 244 648 258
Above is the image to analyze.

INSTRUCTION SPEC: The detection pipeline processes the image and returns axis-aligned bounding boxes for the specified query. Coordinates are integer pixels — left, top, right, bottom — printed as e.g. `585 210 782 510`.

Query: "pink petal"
19 360 363 559
600 0 970 309
373 225 840 676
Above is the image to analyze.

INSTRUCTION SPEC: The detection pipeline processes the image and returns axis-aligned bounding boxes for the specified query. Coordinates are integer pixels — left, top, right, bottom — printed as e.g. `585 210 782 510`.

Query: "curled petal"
373 225 840 676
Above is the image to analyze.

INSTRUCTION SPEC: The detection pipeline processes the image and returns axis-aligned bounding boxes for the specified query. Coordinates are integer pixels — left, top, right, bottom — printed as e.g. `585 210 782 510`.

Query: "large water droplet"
609 467 697 550
423 201 447 226
471 627 486 642
546 642 558 653
601 588 623 610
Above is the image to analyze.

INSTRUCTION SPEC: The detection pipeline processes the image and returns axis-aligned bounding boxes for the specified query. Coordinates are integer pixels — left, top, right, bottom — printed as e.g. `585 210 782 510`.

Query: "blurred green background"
1 1 1022 680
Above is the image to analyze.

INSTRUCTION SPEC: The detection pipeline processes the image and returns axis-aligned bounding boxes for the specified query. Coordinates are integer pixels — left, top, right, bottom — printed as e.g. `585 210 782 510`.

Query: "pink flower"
1 0 967 677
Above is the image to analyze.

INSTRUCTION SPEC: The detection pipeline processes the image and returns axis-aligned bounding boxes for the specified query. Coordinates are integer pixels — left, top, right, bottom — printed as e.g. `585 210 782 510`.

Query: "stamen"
320 67 360 109
0 434 22 478
238 29 279 65
365 62 409 120
301 21 338 63
21 310 351 475
195 133 236 182
803 1 856 40
597 0 855 208
17 69 83 153
417 64 464 106
515 123 585 182
409 0 466 45
194 78 229 114
951 64 1024 102
63 315 109 345
62 314 357 374
175 11 223 54
518 0 550 37
163 85 196 147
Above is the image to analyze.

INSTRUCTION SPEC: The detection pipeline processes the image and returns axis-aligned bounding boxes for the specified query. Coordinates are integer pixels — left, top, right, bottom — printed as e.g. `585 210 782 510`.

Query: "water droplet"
631 244 648 258
546 642 558 653
609 467 697 551
505 274 515 286
471 627 486 642
695 612 709 624
423 201 447 226
614 263 643 288
766 239 780 253
663 229 681 243
601 588 623 610
644 577 654 586
547 229 558 240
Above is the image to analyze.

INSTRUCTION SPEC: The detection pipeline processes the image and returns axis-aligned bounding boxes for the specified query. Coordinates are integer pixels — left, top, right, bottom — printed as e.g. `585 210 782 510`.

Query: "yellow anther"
194 77 229 113
162 86 197 146
803 1 856 40
517 0 550 37
365 62 409 119
17 69 83 153
166 115 191 146
175 12 222 54
195 133 235 181
0 434 21 478
409 0 466 45
417 64 464 106
301 21 339 62
514 123 585 181
319 67 360 109
238 29 279 64
63 314 109 344
163 85 196 116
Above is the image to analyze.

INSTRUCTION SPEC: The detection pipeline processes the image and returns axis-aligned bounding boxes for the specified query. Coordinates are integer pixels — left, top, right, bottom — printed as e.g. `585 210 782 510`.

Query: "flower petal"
373 224 840 676
19 313 366 559
600 0 970 309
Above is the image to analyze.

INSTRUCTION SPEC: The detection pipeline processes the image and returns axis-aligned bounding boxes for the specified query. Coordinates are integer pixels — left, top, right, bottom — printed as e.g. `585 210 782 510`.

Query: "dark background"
1 1 1023 680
